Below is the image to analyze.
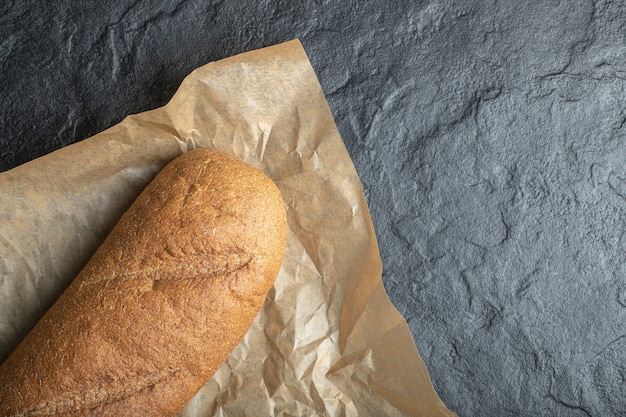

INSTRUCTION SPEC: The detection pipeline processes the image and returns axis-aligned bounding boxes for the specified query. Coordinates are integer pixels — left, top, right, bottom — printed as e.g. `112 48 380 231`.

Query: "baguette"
0 148 287 416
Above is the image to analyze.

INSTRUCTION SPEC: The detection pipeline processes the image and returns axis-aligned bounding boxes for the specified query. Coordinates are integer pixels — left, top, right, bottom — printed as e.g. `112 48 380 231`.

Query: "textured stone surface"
1 1 626 416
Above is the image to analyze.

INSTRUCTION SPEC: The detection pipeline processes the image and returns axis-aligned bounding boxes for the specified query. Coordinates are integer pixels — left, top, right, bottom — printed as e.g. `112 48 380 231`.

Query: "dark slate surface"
2 1 626 416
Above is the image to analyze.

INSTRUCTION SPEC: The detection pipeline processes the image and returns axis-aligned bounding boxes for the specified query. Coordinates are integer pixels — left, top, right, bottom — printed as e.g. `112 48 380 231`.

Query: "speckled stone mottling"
1 1 625 416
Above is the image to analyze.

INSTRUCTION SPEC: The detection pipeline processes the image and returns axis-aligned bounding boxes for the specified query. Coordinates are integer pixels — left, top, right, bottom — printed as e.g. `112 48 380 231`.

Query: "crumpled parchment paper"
0 39 455 417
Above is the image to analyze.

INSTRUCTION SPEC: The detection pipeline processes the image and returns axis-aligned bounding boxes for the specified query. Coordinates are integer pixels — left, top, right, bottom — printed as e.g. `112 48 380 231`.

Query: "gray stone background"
1 1 625 416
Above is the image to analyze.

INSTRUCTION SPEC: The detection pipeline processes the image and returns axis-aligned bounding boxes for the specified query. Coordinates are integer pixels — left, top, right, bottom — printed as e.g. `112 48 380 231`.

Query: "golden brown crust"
0 148 287 417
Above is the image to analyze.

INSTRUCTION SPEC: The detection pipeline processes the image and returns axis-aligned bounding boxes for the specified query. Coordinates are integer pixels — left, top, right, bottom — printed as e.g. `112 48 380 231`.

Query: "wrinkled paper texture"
0 40 455 417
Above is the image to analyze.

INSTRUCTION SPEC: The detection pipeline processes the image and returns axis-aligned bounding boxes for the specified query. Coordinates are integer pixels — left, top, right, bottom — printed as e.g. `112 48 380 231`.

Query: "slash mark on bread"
85 251 252 286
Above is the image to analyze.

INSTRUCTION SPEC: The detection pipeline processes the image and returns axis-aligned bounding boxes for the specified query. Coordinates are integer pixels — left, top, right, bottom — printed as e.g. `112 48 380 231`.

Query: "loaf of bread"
0 148 287 416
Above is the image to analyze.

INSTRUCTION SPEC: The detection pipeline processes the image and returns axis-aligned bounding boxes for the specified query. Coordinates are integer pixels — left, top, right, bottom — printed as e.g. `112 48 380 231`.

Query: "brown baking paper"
0 40 455 417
